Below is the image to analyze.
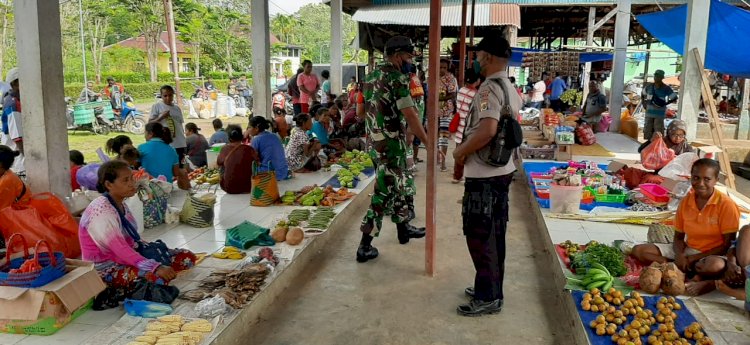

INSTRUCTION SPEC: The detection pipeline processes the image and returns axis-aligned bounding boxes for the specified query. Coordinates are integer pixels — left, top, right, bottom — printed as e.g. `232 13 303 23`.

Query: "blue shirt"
550 77 567 100
643 84 677 118
251 132 289 181
307 121 330 145
2 91 19 135
138 138 179 182
209 129 229 145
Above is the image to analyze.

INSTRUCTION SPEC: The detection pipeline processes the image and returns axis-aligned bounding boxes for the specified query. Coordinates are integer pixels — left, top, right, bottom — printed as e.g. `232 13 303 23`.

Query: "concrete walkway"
247 159 567 345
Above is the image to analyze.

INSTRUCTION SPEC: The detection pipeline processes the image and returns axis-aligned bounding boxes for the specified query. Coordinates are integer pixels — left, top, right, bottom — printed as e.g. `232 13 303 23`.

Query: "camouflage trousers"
361 161 415 237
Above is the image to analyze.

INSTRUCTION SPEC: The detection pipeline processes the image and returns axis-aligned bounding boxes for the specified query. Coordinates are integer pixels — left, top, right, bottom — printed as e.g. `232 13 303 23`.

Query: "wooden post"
426 0 442 276
693 48 737 190
469 0 476 45
163 0 182 107
642 41 651 80
458 0 468 85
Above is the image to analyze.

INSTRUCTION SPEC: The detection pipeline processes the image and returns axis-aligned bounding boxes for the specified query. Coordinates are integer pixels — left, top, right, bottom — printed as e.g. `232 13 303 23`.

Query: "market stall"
520 132 750 345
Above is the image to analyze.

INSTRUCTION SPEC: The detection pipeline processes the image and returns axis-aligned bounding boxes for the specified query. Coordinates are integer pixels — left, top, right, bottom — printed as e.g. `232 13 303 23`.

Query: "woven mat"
572 143 616 157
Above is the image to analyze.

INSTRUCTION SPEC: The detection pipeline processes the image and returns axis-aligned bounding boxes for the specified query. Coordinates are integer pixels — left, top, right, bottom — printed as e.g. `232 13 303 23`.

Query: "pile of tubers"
639 262 686 296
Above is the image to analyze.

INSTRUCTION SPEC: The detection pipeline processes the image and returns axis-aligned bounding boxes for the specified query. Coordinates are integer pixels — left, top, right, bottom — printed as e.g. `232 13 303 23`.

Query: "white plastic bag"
195 295 229 318
658 152 698 180
124 195 145 234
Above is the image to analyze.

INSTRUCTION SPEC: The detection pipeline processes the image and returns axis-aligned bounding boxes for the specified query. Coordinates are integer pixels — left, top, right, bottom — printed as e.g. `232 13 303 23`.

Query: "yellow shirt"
675 189 740 253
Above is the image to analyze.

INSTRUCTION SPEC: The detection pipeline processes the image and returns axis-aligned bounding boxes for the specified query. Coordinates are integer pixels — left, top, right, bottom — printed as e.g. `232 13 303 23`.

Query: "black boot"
356 234 378 263
397 223 426 244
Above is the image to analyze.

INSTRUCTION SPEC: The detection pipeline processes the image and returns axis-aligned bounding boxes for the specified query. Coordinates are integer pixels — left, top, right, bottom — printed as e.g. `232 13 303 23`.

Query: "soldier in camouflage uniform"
357 36 430 263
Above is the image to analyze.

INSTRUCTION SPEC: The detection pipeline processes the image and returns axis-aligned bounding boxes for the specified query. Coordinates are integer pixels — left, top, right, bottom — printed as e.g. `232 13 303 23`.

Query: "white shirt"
531 81 546 102
149 101 186 149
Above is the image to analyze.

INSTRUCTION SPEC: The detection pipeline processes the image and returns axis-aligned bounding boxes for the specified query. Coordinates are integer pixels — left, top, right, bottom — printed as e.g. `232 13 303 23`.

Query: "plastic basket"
0 234 66 288
640 183 670 203
73 109 95 126
529 172 553 184
594 193 628 204
550 184 584 214
536 189 550 199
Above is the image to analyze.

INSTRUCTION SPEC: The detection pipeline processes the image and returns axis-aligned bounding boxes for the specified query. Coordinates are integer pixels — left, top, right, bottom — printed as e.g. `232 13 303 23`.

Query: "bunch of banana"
212 246 246 260
581 262 615 292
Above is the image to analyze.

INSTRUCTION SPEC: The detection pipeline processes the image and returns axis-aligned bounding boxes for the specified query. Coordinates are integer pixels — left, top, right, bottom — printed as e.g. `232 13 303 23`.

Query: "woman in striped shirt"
452 69 483 184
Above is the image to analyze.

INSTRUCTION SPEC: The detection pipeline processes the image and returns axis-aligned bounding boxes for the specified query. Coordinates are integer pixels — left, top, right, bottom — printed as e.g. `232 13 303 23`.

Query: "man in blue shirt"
641 70 678 139
549 72 567 112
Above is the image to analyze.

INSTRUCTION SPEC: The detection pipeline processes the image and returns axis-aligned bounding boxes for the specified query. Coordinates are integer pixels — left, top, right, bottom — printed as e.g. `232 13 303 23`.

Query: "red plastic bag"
448 112 460 133
0 193 81 259
575 123 597 146
640 137 675 170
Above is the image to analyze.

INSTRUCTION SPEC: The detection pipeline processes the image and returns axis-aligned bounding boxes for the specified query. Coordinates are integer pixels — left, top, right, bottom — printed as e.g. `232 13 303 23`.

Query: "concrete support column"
13 0 69 197
677 0 710 142
738 79 750 140
505 26 518 79
330 0 343 96
581 7 595 105
251 0 271 118
608 0 631 132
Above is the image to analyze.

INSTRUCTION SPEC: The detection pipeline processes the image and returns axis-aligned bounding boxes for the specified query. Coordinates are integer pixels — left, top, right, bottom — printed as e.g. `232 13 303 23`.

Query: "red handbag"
448 112 461 133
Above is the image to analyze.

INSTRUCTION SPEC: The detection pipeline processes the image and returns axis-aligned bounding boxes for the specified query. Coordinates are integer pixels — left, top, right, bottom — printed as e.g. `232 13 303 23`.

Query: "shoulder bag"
469 78 523 167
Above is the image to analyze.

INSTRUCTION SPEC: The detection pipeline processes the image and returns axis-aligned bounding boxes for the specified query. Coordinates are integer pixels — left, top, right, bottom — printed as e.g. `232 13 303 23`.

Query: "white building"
270 34 302 79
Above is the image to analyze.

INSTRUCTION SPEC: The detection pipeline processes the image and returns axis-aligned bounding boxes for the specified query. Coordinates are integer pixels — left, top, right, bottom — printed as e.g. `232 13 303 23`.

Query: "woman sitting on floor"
249 116 289 181
106 135 134 161
138 123 188 189
619 120 695 189
217 124 259 194
285 114 322 173
79 160 195 309
631 159 740 295
715 225 750 300
0 145 29 211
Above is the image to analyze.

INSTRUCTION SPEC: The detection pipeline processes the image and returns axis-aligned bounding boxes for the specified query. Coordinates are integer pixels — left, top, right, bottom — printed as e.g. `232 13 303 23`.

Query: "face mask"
401 62 413 74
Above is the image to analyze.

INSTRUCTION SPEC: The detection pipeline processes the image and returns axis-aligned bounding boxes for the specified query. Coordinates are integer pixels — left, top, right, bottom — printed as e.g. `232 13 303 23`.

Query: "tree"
288 3 365 65
204 6 250 75
117 0 165 82
179 6 210 77
85 0 116 83
0 0 11 76
271 14 297 44
282 59 292 78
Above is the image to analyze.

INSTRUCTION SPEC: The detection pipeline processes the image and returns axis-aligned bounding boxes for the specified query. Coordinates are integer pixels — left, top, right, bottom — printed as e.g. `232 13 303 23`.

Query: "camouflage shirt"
362 62 416 166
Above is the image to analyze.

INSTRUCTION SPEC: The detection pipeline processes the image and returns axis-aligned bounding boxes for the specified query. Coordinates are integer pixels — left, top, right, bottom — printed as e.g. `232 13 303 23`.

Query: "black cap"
468 36 512 58
385 36 418 56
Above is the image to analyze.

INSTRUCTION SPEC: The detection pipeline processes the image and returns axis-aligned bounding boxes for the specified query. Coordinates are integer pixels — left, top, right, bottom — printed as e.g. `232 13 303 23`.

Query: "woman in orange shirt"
632 159 740 295
0 145 30 211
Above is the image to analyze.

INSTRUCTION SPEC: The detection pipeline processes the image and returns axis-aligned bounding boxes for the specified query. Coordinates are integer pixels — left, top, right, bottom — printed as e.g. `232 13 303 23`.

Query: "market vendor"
138 122 188 188
0 145 30 211
581 80 608 131
641 70 678 140
217 124 259 194
106 134 134 159
249 116 289 181
715 225 750 300
631 159 740 295
80 160 195 309
619 120 695 189
285 114 322 173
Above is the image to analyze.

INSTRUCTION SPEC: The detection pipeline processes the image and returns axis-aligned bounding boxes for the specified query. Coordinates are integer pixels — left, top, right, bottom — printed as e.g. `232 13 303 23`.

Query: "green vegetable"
570 243 627 277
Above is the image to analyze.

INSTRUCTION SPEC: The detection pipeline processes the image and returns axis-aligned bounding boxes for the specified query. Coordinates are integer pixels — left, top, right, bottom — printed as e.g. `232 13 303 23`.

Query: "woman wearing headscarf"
619 120 695 189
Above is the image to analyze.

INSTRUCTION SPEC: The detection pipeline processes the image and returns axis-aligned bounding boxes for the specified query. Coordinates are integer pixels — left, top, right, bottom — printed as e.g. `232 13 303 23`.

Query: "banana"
602 277 614 292
585 268 608 277
586 280 607 290
591 262 611 277
588 273 611 282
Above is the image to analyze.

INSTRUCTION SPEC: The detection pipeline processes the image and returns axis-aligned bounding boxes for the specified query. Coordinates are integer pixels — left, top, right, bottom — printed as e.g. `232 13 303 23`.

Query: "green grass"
68 131 145 163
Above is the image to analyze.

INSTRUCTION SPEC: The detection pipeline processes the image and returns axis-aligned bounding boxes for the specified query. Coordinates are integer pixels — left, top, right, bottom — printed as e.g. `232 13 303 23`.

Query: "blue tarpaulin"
636 0 750 77
508 47 613 67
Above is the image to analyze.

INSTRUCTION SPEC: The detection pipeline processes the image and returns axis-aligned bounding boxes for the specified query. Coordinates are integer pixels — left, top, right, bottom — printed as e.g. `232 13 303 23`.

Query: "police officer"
453 35 521 316
357 36 430 263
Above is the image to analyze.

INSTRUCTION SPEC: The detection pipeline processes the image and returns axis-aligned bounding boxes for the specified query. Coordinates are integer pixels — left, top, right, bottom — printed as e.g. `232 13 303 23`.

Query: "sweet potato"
639 262 664 294
661 263 686 296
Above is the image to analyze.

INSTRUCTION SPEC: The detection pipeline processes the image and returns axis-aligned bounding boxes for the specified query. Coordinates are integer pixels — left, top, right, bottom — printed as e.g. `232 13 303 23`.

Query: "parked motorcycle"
66 97 113 135
112 95 146 135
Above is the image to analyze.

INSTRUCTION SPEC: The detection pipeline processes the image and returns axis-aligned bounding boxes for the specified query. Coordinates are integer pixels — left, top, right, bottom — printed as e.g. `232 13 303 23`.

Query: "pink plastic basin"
640 183 670 203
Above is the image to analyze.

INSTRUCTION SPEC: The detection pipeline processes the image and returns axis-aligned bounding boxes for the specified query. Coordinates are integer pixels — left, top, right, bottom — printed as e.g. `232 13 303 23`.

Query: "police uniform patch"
479 89 490 111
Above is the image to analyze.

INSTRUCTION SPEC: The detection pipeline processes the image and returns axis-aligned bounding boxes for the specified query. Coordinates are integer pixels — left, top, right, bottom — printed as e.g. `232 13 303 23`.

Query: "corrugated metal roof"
352 3 520 27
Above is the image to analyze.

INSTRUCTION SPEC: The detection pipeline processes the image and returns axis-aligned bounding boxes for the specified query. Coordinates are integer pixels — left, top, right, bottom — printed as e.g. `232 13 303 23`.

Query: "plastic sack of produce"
575 123 597 146
76 163 100 191
658 152 698 180
640 137 675 170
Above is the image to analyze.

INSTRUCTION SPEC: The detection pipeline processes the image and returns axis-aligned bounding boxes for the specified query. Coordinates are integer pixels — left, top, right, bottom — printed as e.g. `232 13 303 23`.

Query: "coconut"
271 227 287 243
286 227 304 245
639 262 664 294
661 263 686 296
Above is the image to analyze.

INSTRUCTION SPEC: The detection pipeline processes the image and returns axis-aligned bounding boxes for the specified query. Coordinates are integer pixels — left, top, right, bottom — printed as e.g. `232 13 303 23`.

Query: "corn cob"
181 320 213 333
146 321 180 333
126 342 150 345
160 331 204 343
144 331 168 337
134 335 157 344
157 315 184 324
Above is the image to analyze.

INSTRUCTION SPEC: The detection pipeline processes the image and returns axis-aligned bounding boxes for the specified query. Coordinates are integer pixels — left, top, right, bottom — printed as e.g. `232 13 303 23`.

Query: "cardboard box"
0 259 106 335
556 144 573 161
606 159 651 173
